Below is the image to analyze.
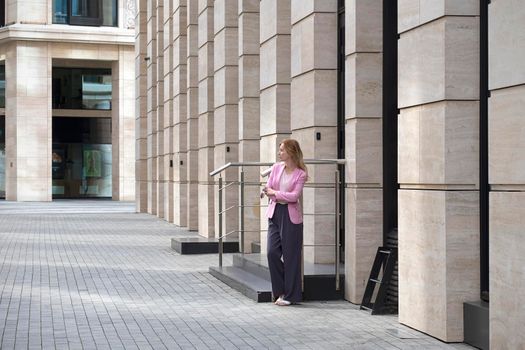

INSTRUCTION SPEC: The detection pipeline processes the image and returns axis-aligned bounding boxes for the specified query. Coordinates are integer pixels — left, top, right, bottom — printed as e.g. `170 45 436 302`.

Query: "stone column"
162 0 173 221
238 0 260 252
398 2 480 342
146 0 158 214
136 0 148 212
259 0 291 253
172 0 188 226
198 0 215 237
214 0 239 240
291 0 337 265
112 47 136 201
156 0 166 219
186 0 199 230
5 42 52 201
344 0 383 303
488 0 525 347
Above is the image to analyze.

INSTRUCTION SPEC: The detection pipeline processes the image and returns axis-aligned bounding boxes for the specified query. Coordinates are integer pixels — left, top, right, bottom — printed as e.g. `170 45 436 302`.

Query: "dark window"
0 65 4 108
52 0 117 27
53 67 112 110
1 0 5 27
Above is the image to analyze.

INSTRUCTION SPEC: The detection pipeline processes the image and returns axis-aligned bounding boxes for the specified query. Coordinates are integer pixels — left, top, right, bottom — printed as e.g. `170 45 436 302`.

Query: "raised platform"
209 253 345 302
171 237 239 255
464 300 489 350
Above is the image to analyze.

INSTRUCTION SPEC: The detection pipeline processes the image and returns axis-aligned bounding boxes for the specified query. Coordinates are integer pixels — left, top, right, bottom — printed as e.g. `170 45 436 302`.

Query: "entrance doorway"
52 117 112 198
0 116 4 199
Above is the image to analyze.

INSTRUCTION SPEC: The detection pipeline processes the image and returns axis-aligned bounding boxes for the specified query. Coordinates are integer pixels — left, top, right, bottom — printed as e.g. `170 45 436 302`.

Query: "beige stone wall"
186 0 199 231
291 0 338 264
344 0 383 303
488 0 525 348
197 0 215 237
397 1 480 342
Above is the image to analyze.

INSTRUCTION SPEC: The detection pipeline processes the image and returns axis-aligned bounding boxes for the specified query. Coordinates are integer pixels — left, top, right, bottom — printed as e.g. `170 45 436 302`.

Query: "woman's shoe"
274 295 284 305
275 299 291 306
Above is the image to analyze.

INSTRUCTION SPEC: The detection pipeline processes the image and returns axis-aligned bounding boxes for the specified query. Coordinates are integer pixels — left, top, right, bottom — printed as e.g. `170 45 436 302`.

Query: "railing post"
335 168 341 291
219 175 223 267
240 169 245 254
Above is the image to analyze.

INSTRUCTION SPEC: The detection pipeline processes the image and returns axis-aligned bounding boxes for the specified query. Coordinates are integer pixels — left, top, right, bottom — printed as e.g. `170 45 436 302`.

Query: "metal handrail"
210 159 345 291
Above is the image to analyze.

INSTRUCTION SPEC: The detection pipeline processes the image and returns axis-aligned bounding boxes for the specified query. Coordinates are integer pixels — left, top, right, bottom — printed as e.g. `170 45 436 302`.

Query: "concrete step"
171 237 239 255
233 253 270 280
209 266 273 303
251 241 261 253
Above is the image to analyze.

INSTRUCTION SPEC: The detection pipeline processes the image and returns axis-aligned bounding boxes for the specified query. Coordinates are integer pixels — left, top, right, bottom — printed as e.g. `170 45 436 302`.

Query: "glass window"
0 65 4 108
53 0 117 27
52 0 68 24
53 68 112 110
1 0 5 27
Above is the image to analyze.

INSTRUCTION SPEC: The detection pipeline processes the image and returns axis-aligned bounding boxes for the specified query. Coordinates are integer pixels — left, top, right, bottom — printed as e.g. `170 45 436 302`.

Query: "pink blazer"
265 162 307 224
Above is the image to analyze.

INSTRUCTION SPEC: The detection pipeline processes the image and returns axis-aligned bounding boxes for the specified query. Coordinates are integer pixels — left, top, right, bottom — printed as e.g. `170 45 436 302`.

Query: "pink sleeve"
273 171 306 203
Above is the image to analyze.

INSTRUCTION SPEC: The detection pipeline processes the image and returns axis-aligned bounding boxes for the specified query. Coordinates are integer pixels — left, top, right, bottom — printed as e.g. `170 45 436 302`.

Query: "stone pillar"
398 2 480 342
259 0 291 253
5 42 52 201
163 0 174 222
214 0 239 240
488 0 525 347
238 0 260 252
146 0 158 214
136 0 148 212
186 0 199 230
344 0 383 303
112 47 136 201
198 0 215 237
156 0 165 219
291 0 337 265
6 0 47 25
172 0 188 226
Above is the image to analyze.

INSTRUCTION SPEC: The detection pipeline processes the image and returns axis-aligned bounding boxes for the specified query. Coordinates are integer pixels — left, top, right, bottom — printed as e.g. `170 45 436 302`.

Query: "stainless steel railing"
209 159 346 290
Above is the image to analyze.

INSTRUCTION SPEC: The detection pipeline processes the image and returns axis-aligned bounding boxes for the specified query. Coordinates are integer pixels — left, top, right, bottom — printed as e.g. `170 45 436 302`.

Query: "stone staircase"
209 253 344 302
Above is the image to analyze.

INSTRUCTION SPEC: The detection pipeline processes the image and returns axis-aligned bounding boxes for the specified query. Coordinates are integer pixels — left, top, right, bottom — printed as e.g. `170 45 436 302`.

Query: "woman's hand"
265 187 276 196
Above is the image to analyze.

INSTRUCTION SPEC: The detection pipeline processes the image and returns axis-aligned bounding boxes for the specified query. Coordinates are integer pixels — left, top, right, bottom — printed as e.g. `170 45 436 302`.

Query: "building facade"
137 0 524 348
0 0 136 201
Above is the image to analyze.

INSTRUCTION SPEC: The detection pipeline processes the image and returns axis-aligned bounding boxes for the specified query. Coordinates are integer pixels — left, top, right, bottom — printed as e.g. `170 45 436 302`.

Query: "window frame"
53 0 118 27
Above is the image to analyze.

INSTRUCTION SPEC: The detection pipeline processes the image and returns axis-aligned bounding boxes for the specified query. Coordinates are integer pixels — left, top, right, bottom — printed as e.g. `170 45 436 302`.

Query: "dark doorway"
0 116 4 199
383 0 398 244
52 117 112 198
337 0 345 262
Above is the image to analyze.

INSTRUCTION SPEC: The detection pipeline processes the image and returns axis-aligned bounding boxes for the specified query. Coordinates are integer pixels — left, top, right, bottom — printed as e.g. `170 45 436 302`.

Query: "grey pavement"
0 200 475 350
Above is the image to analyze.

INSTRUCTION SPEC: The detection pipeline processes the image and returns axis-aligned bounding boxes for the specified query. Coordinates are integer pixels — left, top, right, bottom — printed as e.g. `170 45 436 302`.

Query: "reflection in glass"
102 0 117 26
52 117 112 198
53 68 112 110
0 117 5 198
52 0 69 24
0 65 4 108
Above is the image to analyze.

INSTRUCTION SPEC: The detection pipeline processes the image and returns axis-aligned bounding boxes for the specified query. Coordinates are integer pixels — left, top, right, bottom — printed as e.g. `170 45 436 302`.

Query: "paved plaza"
0 201 475 350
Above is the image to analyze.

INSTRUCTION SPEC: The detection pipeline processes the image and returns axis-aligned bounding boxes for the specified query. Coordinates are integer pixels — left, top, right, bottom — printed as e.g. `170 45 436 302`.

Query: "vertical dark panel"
0 0 5 27
480 0 489 302
337 0 345 261
383 0 398 243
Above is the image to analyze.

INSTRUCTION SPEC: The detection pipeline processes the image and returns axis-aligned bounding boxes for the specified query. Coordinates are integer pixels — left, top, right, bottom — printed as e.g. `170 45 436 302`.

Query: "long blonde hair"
281 139 307 174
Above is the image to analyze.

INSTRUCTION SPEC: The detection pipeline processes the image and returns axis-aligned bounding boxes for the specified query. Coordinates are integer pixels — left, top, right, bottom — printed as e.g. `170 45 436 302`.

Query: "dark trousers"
267 203 303 303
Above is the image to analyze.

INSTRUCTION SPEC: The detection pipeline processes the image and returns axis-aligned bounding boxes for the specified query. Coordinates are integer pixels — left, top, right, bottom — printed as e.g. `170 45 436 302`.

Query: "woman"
262 139 307 306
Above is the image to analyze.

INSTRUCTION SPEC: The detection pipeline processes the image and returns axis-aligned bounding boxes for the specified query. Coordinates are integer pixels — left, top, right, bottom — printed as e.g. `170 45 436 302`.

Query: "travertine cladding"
344 0 383 304
259 0 291 250
398 0 479 33
489 192 525 349
489 0 525 89
163 0 174 223
172 0 188 226
5 42 51 201
398 190 480 342
398 16 479 108
155 0 165 219
186 0 199 230
146 0 158 215
136 0 148 212
6 0 47 24
345 188 382 302
291 1 337 265
197 1 215 237
238 0 261 252
112 48 136 201
398 101 479 187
